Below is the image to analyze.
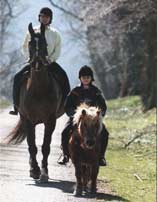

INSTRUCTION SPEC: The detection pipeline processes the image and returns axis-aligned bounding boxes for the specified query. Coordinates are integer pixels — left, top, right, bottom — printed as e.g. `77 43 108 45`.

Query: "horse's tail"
4 119 27 145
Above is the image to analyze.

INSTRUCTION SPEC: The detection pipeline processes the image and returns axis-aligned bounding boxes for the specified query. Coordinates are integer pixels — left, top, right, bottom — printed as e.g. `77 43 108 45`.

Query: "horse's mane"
73 103 102 125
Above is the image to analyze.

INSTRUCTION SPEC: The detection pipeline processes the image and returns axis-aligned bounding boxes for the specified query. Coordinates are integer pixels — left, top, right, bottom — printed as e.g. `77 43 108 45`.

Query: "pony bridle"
78 117 102 149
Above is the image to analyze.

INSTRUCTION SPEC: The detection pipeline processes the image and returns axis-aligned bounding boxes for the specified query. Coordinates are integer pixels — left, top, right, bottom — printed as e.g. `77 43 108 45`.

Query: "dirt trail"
0 108 116 202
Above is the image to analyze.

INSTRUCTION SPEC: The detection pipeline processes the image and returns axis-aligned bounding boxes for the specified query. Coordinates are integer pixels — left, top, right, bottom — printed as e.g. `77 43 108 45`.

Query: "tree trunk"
141 16 157 111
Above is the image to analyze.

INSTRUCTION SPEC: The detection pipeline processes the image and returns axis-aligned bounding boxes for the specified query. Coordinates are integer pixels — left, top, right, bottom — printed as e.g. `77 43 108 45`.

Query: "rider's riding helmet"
39 7 53 24
79 65 94 81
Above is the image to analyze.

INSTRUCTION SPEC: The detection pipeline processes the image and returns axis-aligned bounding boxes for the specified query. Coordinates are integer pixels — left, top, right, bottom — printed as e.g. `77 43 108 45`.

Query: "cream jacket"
22 25 61 62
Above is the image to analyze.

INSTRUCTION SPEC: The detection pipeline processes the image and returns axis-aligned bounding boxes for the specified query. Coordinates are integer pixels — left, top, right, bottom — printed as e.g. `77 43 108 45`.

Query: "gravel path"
0 108 122 202
0 108 99 202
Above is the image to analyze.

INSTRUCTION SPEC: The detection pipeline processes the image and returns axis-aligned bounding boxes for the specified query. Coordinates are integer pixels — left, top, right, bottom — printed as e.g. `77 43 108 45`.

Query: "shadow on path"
95 192 130 201
26 178 75 193
69 192 130 201
26 179 130 201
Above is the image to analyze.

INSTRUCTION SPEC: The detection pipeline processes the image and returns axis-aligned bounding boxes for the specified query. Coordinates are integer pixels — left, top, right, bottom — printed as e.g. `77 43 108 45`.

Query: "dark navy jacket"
65 84 107 117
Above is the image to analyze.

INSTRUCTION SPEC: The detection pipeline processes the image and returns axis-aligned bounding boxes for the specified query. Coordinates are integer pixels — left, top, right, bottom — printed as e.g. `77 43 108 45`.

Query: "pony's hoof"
83 187 88 193
74 188 82 196
90 188 97 195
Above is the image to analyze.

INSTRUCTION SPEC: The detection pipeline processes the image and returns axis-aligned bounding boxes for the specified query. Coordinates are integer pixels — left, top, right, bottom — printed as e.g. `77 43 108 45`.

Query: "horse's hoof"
30 168 41 179
30 171 40 180
74 188 82 196
90 188 97 195
40 168 49 182
39 174 49 183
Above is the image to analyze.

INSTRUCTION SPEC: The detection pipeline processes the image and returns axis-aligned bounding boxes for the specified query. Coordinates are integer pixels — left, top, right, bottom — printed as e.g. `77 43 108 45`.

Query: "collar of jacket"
80 83 93 88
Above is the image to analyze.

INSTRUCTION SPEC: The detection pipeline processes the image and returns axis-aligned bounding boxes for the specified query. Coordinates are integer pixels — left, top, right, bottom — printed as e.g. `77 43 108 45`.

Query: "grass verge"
99 96 156 202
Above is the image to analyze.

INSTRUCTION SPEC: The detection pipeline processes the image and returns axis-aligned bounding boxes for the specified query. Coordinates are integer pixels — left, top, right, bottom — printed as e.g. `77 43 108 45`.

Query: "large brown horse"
6 23 65 181
69 104 103 196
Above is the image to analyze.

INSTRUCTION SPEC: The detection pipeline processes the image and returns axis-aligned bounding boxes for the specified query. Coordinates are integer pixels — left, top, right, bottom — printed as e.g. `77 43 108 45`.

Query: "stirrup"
9 105 18 115
99 157 107 166
57 153 69 165
9 110 18 115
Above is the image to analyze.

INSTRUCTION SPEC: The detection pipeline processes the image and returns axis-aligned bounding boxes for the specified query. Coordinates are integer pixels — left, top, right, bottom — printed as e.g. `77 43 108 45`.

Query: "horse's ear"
40 23 45 35
28 23 34 36
82 109 86 116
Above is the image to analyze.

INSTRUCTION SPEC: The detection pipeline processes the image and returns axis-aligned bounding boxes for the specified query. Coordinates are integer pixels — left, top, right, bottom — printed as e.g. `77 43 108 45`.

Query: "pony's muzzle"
85 139 95 148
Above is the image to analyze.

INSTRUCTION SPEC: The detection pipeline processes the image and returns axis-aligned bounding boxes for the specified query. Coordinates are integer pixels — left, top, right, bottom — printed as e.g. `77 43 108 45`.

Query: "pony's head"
73 104 103 149
28 23 48 71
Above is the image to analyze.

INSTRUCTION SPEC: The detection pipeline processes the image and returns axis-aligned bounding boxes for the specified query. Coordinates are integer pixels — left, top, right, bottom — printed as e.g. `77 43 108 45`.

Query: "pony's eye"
95 122 99 129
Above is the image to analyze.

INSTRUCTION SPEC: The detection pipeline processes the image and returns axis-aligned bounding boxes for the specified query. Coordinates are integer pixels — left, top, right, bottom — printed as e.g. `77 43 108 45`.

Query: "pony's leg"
82 165 89 193
26 121 40 179
90 165 99 194
74 164 82 196
40 118 56 182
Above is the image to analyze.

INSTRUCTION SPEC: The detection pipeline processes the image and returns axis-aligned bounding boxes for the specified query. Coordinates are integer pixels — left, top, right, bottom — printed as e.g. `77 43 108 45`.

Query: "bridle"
28 23 50 70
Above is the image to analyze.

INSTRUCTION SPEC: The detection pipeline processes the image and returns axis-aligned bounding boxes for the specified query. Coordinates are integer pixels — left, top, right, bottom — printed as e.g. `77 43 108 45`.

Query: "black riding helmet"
79 65 94 81
39 7 53 24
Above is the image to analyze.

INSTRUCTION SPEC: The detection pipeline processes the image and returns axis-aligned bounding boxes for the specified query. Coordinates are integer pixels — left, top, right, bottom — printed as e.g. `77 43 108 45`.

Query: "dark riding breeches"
100 125 109 158
49 62 71 99
12 65 30 106
61 118 73 156
12 62 70 107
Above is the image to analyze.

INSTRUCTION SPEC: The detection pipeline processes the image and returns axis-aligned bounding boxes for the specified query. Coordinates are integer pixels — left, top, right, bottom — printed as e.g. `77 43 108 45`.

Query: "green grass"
0 99 10 109
99 96 156 202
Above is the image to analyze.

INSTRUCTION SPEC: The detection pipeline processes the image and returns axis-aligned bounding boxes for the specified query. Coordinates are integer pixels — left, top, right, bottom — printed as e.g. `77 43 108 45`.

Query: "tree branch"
5 0 13 17
48 0 84 22
124 124 155 148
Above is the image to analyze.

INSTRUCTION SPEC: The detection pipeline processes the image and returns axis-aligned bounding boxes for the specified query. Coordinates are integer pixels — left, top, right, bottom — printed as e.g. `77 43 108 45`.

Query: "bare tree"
0 0 23 99
0 0 18 49
48 0 157 110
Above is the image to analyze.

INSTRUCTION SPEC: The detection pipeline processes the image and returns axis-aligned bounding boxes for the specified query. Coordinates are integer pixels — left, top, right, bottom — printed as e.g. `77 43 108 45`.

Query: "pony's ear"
40 23 45 35
28 23 34 36
97 110 101 117
82 109 86 116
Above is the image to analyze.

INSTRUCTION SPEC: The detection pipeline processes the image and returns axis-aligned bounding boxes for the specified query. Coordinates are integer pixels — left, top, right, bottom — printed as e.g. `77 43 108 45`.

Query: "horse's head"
74 104 103 149
28 23 48 71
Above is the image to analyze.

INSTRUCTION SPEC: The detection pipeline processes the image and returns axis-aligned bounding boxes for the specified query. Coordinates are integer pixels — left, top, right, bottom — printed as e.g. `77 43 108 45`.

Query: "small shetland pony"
69 104 103 196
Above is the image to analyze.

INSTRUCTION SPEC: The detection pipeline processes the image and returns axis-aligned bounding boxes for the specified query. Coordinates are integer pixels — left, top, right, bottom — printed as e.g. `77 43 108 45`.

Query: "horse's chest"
21 98 55 122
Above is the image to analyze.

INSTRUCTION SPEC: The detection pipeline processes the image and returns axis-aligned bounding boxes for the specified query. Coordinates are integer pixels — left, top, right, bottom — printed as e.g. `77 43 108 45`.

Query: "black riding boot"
9 65 30 116
9 105 18 115
58 119 73 165
58 154 69 165
99 126 109 166
9 74 20 115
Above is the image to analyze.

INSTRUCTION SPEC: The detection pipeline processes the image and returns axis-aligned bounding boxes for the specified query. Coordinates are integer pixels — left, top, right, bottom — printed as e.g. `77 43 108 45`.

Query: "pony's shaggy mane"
73 103 102 125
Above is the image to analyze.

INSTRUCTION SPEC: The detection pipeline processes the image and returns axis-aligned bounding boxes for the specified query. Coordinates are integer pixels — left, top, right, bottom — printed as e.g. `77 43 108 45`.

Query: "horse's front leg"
26 120 40 179
40 118 56 182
